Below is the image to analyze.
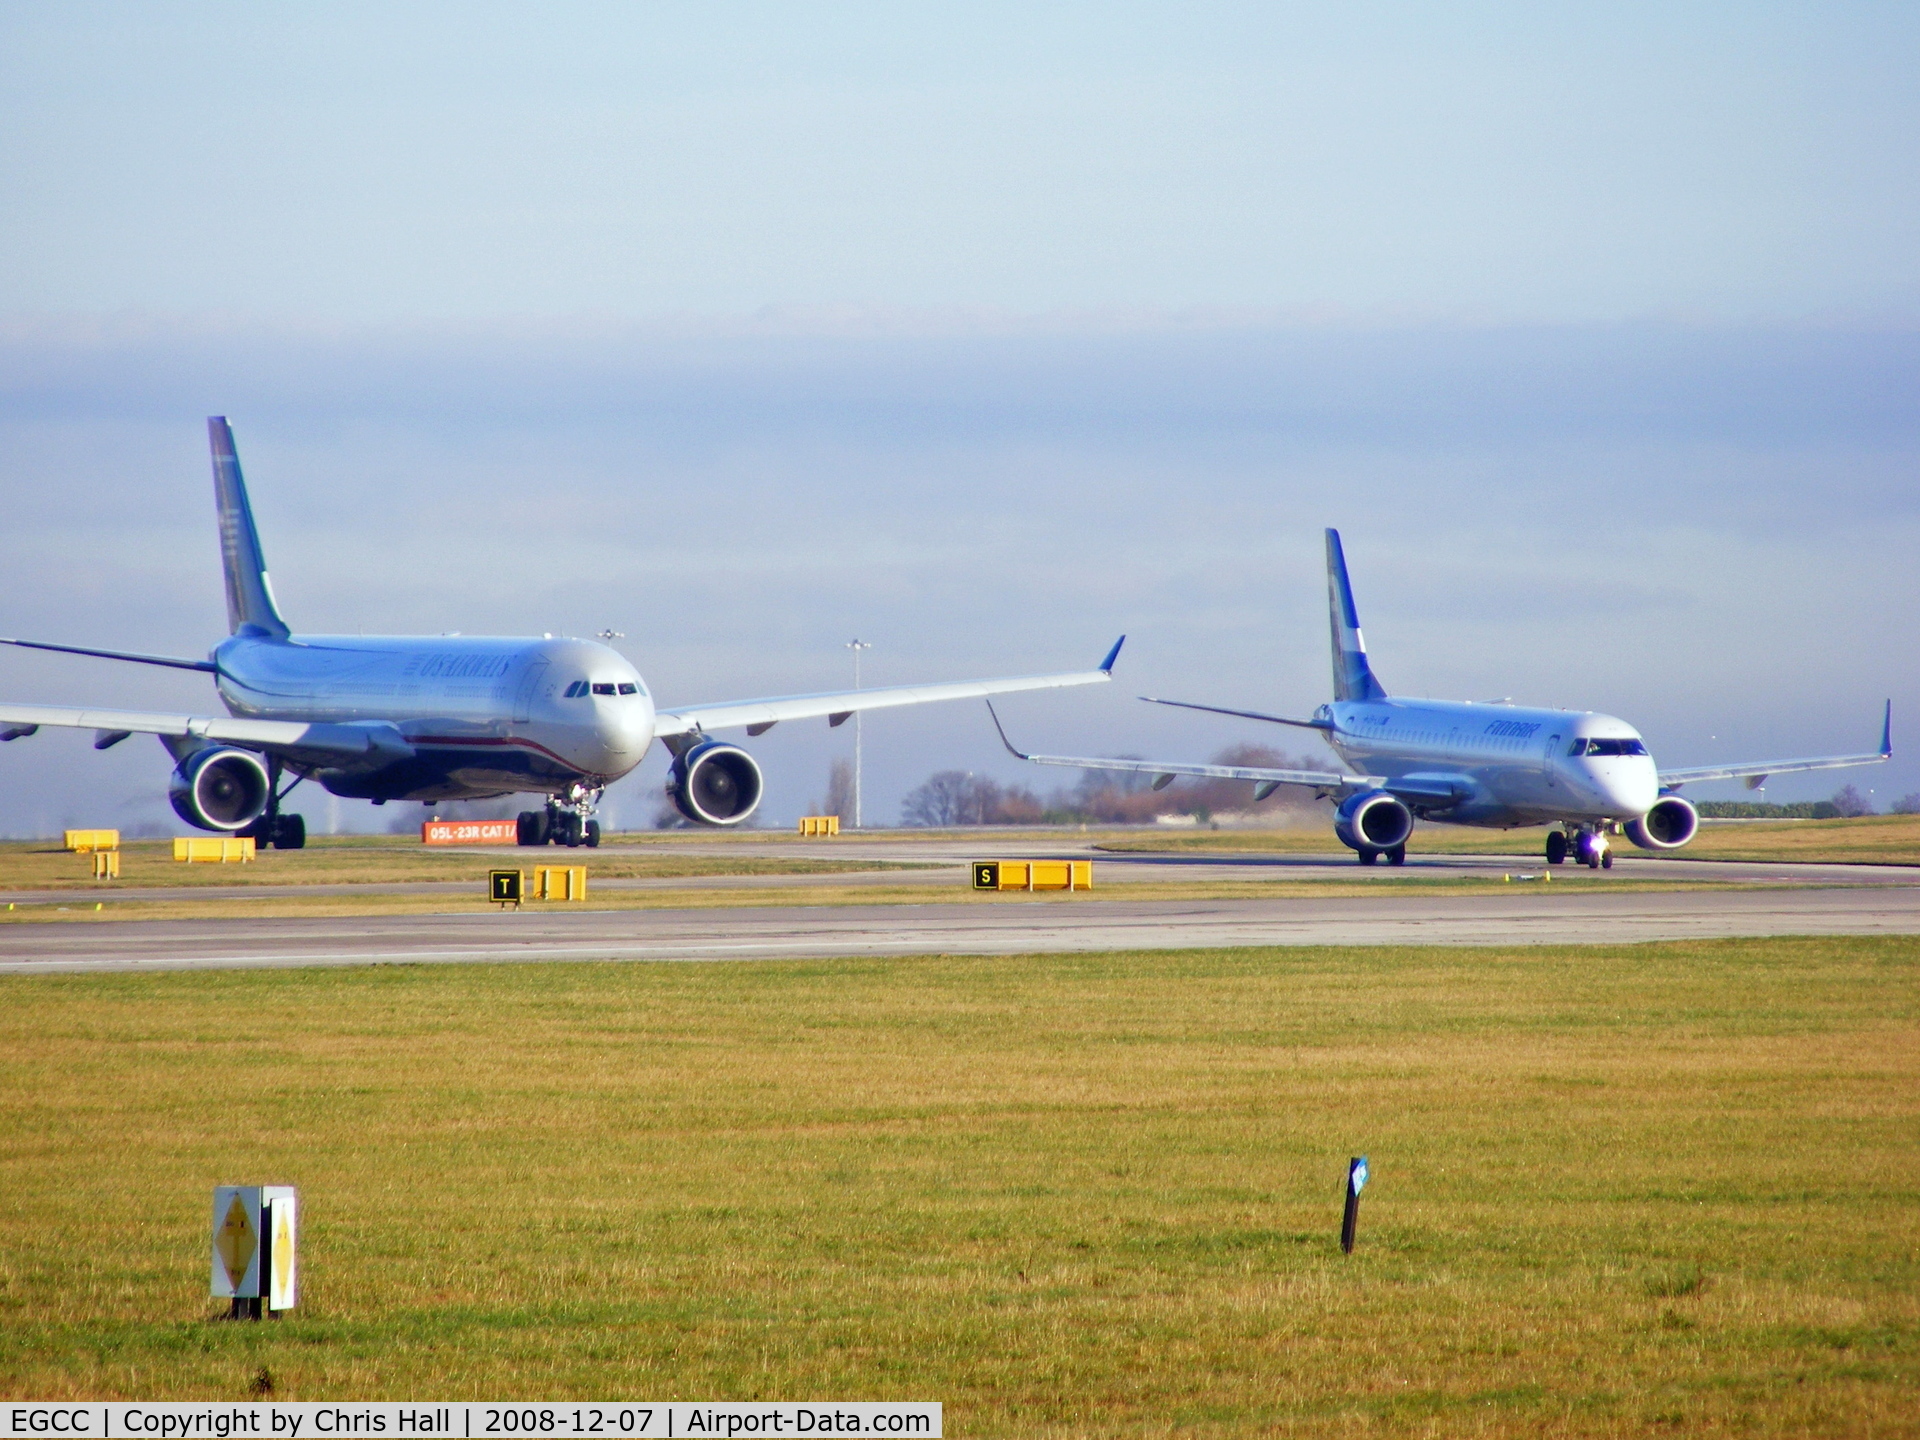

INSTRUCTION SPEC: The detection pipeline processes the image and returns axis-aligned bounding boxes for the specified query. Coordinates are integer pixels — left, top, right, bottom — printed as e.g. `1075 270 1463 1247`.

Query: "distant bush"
1694 800 1840 819
1830 784 1875 818
900 744 1333 825
1893 793 1920 815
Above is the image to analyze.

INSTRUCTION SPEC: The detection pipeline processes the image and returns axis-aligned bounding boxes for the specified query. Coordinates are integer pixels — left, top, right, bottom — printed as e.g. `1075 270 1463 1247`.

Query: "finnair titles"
0 418 1121 848
993 530 1890 868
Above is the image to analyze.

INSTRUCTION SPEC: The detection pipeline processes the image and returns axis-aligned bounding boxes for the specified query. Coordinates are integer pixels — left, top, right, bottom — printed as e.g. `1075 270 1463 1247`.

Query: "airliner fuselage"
212 633 655 800
1323 697 1659 828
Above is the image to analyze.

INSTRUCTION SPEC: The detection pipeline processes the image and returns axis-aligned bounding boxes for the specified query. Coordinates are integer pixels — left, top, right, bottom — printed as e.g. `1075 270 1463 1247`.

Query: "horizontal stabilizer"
985 701 1371 794
1141 696 1332 730
0 637 216 673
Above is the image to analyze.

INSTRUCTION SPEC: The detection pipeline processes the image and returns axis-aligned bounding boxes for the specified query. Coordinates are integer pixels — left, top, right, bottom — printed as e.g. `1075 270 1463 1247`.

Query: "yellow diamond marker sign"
217 1192 258 1291
273 1207 292 1293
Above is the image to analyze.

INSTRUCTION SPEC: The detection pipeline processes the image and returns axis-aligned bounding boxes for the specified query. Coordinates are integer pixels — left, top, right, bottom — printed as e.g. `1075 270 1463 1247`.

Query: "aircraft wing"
652 637 1124 739
1657 702 1892 790
985 701 1371 793
0 701 412 765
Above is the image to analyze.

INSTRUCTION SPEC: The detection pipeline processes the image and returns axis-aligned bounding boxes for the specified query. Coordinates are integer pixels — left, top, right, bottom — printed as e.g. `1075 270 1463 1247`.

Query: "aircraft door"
1543 732 1560 788
513 661 550 724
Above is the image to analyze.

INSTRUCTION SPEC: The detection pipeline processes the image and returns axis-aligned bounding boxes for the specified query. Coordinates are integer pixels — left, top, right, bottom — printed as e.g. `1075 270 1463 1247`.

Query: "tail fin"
1326 529 1386 701
208 417 290 639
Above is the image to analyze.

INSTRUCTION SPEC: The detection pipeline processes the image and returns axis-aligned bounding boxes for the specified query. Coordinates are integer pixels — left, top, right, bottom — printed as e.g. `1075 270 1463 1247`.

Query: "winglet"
1099 635 1126 674
1882 699 1893 758
984 699 1033 759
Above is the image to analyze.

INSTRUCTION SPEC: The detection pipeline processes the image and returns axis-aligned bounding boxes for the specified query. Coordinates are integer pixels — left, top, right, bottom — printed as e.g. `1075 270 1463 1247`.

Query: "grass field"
1102 812 1920 867
2 938 1915 1434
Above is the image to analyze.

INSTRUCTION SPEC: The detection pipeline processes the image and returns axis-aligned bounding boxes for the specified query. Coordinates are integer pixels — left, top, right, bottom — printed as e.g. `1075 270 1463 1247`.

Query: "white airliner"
991 529 1890 868
0 417 1122 848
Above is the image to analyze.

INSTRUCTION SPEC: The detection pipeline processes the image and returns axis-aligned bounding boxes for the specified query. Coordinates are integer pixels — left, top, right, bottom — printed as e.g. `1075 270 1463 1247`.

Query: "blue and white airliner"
991 529 1890 868
0 417 1121 848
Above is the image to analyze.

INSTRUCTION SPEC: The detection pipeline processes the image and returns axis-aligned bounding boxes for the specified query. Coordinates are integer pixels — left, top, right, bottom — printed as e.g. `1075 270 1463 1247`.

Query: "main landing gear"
1356 845 1407 866
1546 826 1612 870
241 760 307 849
517 784 603 848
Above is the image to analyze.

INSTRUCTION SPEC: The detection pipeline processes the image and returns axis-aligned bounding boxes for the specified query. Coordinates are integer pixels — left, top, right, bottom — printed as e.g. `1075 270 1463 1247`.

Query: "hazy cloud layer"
1 317 1913 836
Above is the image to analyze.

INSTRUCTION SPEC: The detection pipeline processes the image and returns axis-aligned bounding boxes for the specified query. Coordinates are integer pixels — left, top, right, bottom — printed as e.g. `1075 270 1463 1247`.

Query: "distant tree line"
900 745 1334 826
1697 784 1916 820
904 770 1919 827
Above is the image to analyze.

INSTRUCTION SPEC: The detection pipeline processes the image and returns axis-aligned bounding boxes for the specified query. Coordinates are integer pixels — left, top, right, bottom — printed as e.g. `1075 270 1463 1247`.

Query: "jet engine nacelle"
168 746 272 832
1334 789 1414 853
1625 794 1698 851
668 740 765 826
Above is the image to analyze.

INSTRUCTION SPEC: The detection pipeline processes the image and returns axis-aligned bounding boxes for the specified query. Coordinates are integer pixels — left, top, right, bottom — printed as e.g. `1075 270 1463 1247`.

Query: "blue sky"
1 4 1915 833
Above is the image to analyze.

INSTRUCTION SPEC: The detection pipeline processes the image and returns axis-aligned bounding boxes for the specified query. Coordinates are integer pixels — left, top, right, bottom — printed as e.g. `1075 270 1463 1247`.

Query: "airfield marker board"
263 1186 297 1312
1341 1156 1369 1254
211 1187 261 1303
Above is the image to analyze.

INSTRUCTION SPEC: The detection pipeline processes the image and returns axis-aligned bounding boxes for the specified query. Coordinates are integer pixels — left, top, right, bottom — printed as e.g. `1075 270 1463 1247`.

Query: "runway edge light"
212 1185 297 1318
1340 1156 1369 1255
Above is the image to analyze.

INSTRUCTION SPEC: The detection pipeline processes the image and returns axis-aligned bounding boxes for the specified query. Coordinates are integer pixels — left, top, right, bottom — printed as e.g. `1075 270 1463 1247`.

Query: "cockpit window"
1571 737 1648 757
591 682 617 696
564 680 587 698
617 682 638 695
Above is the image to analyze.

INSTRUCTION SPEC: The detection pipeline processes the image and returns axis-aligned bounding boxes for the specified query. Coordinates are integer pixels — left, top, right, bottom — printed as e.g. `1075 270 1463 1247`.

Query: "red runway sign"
422 820 520 845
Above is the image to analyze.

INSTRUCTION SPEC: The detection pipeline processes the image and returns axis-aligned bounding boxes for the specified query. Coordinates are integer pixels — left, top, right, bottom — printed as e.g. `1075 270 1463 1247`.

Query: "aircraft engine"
668 740 765 826
1334 789 1414 853
1624 794 1699 851
168 746 272 831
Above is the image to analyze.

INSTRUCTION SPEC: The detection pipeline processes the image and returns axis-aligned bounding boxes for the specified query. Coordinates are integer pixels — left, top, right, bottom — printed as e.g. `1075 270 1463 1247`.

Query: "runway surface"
5 876 1918 974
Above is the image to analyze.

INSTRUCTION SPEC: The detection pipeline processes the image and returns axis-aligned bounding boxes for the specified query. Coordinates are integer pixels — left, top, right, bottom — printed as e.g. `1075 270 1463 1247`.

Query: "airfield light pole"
846 640 871 828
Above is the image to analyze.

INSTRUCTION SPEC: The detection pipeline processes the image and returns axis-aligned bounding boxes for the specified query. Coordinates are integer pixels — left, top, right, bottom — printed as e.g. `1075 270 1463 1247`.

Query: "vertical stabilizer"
1326 529 1387 701
208 417 290 639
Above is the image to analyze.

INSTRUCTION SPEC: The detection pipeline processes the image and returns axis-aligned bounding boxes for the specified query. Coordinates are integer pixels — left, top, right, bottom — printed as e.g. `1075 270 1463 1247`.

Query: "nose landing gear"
1547 826 1612 869
518 784 604 848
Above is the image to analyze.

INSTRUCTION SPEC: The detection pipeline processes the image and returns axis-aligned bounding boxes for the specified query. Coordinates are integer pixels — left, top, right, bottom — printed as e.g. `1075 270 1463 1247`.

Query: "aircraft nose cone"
1606 764 1660 816
594 702 655 769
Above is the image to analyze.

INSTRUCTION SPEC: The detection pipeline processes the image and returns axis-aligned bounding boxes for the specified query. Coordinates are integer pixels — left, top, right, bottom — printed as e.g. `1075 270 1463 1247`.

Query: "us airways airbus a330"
0 417 1121 848
991 529 1889 869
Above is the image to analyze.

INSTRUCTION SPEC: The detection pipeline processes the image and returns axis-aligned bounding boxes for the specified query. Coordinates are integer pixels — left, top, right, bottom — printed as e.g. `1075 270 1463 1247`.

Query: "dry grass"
0 838 914 892
1 937 1916 1434
1102 813 1920 867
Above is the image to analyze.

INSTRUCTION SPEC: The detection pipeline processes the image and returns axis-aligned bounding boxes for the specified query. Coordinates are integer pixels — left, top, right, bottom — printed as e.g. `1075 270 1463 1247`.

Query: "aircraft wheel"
273 814 306 850
1545 831 1568 865
517 810 549 846
585 820 601 848
1386 845 1406 866
1357 850 1379 865
1587 850 1601 869
1601 850 1613 870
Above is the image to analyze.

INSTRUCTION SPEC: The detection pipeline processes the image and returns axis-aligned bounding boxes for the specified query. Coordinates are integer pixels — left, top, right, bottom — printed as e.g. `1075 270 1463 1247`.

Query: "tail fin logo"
1325 529 1387 702
209 417 290 640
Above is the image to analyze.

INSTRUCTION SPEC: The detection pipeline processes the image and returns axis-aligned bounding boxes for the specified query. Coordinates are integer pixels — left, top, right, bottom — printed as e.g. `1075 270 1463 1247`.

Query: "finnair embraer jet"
0 418 1121 849
992 529 1890 869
